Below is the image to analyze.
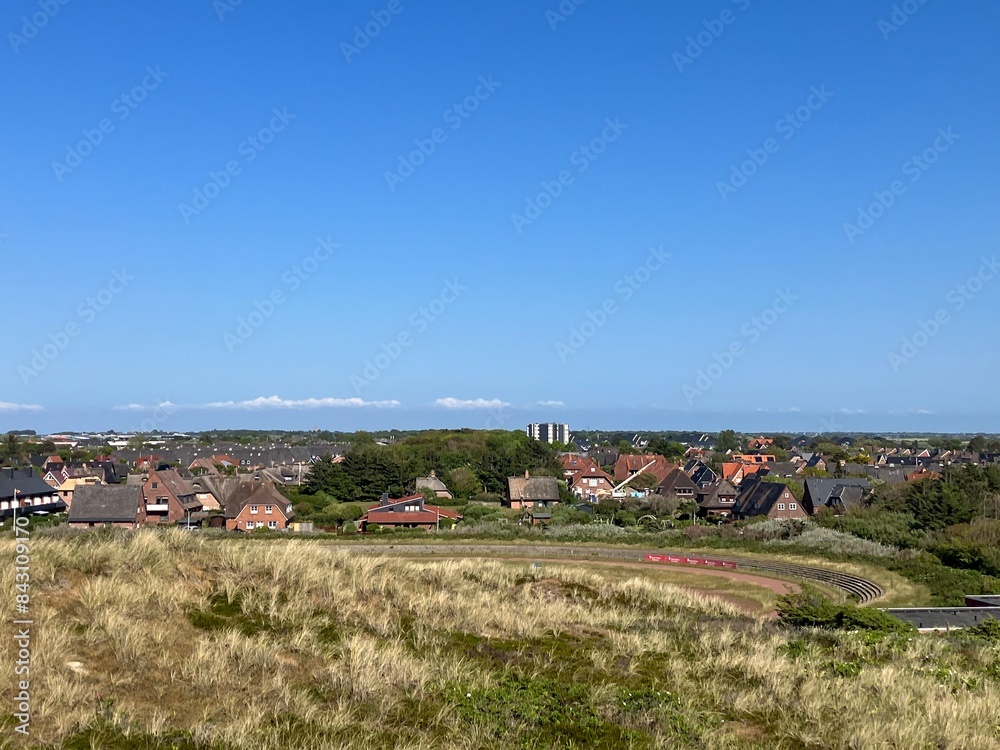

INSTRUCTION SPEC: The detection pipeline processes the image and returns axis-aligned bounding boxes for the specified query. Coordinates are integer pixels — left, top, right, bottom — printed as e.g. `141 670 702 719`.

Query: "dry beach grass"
1 530 999 749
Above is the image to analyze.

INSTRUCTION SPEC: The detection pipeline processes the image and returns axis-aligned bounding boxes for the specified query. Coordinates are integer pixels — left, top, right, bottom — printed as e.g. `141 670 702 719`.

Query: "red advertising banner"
645 554 738 569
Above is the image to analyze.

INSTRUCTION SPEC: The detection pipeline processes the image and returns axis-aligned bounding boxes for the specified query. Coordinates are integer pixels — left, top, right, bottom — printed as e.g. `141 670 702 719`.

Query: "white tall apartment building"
526 423 571 445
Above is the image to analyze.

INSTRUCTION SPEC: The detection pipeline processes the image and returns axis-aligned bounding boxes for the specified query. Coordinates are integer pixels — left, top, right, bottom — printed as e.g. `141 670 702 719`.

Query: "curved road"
325 542 884 604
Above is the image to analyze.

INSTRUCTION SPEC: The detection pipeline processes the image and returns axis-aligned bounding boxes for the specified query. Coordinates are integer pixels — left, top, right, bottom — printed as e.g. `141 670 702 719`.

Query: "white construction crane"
611 459 657 498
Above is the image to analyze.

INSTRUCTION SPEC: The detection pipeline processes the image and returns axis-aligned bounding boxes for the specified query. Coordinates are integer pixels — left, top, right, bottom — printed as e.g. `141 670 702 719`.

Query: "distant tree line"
301 430 563 503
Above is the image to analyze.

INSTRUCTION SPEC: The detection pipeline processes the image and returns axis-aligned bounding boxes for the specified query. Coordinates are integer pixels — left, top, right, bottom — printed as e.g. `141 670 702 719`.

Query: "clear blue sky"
2 0 999 434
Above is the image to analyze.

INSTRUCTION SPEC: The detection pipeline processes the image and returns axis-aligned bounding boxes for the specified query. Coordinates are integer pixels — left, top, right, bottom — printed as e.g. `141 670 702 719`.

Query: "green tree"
715 429 739 453
968 435 988 453
0 434 26 466
647 437 685 460
629 473 660 491
447 466 481 499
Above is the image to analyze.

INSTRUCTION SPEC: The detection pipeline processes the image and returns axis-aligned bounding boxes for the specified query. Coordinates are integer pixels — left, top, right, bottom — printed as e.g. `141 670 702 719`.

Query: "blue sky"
2 0 999 434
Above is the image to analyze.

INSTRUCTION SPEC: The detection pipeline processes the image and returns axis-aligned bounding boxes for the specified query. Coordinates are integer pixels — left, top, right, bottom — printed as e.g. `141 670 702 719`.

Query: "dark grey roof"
761 462 800 478
698 479 738 510
734 478 797 517
690 465 718 487
803 478 870 510
657 468 698 495
0 468 58 501
69 485 141 524
842 464 908 485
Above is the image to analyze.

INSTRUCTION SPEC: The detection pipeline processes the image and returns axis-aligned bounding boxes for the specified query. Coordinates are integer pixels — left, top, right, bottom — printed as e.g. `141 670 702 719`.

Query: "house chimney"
381 492 389 504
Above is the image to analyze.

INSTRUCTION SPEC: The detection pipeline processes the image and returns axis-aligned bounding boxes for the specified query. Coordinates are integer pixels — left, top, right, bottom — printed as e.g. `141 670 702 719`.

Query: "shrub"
771 526 897 558
777 588 913 634
960 618 1000 643
822 509 923 549
741 518 807 541
886 552 1000 605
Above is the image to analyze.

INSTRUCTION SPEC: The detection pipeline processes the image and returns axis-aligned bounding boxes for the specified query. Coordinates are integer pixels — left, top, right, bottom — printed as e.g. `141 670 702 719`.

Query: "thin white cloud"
204 396 400 410
537 400 565 408
113 397 399 411
435 397 510 410
114 401 178 412
0 401 42 412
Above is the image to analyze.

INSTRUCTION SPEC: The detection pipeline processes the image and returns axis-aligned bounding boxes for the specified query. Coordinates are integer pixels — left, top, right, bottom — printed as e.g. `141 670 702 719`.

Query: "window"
265 505 273 514
588 479 597 487
268 521 277 529
151 482 158 489
250 505 258 514
246 521 255 530
777 503 786 511
790 503 798 511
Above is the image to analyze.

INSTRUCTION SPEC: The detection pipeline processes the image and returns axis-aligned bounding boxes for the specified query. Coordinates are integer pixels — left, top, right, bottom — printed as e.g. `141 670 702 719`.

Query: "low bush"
777 588 913 634
770 527 897 558
817 508 924 549
886 552 1000 606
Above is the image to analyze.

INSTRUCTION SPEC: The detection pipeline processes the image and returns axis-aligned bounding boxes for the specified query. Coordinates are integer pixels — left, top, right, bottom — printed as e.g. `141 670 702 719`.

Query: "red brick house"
359 493 461 531
612 454 676 485
225 482 295 532
732 476 806 521
140 468 201 525
560 455 615 499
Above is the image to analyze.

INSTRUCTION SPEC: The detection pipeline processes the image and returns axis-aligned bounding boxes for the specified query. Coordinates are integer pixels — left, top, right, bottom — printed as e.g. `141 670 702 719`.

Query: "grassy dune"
2 531 1000 749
